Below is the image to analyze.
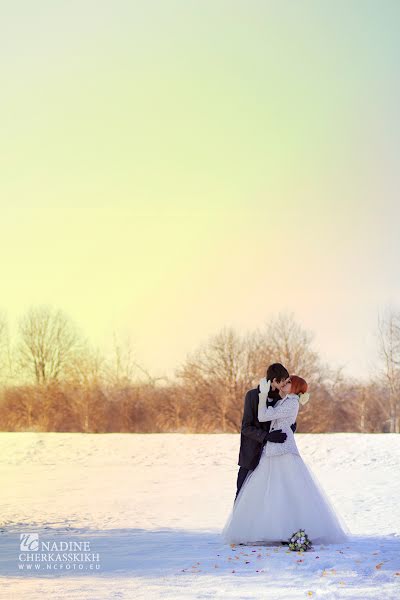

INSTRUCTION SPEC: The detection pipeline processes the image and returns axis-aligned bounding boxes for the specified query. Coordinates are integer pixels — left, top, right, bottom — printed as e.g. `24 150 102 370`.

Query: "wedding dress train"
222 449 350 545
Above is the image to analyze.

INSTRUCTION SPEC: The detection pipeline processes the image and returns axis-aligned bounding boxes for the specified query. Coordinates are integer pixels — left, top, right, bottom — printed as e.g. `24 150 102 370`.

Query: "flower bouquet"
288 529 312 551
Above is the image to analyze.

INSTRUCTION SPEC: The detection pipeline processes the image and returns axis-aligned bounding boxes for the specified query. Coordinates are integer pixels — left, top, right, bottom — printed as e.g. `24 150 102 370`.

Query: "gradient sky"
1 1 400 381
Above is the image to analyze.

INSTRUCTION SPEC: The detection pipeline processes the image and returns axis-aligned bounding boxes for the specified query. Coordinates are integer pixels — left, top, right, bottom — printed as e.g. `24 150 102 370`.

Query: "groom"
235 362 297 502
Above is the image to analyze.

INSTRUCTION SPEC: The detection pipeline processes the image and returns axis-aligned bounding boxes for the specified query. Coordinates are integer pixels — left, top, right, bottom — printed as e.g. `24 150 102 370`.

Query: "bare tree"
176 327 253 432
257 312 349 431
377 308 400 432
0 312 12 384
2 302 397 433
104 332 165 387
175 316 341 433
240 329 276 389
153 383 185 432
16 305 82 385
65 341 106 387
354 381 387 433
261 312 322 382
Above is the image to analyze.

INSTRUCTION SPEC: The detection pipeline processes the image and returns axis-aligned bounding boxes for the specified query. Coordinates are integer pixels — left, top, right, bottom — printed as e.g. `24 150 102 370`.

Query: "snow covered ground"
0 432 399 599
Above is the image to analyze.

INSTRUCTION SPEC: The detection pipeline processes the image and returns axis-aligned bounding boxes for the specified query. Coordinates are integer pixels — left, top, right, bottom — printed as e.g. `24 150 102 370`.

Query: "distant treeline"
0 306 399 433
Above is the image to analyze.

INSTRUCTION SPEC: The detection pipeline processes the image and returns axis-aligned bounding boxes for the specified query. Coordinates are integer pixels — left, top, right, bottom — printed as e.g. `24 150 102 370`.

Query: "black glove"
291 422 297 433
263 430 287 444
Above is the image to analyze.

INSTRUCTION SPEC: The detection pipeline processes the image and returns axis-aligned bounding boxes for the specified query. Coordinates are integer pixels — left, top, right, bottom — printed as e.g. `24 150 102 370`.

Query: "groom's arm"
241 391 268 444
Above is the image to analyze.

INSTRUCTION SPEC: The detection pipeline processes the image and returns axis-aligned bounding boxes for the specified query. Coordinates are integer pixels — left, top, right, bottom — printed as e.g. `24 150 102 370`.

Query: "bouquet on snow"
288 529 312 551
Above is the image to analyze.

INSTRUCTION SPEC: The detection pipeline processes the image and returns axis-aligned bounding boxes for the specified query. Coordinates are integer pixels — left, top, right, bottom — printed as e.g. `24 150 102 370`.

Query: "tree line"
0 306 399 433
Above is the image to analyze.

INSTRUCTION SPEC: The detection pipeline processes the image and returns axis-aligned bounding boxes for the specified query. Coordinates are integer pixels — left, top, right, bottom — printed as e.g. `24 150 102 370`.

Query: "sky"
1 1 400 381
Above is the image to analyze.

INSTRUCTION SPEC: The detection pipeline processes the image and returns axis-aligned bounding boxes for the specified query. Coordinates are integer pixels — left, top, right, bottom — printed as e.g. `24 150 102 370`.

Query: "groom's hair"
266 363 289 382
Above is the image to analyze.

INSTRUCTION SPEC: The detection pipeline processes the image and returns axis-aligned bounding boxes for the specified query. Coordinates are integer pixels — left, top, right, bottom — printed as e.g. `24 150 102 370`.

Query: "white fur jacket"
258 392 300 458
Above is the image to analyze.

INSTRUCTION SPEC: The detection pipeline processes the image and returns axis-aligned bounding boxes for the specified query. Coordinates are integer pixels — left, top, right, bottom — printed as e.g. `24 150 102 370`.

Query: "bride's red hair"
290 375 308 395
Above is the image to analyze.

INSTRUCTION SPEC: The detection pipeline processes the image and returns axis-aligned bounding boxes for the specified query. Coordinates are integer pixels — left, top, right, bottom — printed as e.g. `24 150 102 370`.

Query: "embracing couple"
221 363 350 546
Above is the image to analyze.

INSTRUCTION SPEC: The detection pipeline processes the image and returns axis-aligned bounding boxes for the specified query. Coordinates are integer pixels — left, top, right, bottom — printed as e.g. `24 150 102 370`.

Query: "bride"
221 375 350 545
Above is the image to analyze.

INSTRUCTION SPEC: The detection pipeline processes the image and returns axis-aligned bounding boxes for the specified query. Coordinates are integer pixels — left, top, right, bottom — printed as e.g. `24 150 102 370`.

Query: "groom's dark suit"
235 384 297 501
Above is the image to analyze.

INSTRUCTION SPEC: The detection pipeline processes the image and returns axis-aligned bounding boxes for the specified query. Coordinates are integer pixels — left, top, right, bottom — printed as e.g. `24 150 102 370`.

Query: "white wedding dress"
221 392 350 545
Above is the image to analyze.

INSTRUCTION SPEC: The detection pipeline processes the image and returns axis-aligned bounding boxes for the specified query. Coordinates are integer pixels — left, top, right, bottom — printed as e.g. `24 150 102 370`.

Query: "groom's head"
266 363 290 390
